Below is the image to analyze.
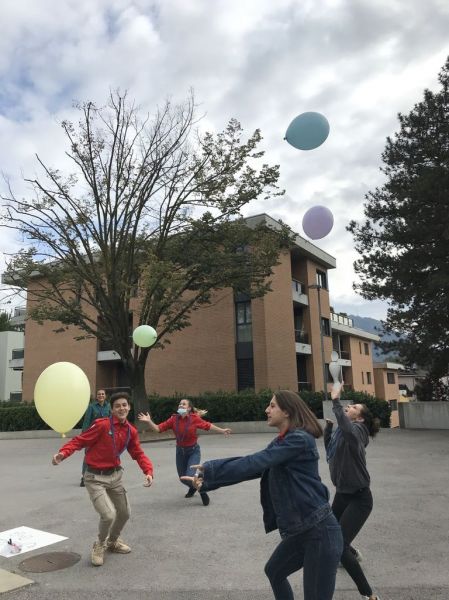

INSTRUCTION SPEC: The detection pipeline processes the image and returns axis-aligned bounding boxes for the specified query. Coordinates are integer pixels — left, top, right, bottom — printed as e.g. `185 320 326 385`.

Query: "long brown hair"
273 390 323 439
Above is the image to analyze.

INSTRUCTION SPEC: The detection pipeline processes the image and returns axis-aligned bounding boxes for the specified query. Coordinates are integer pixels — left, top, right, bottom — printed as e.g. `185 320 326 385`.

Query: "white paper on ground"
0 526 67 557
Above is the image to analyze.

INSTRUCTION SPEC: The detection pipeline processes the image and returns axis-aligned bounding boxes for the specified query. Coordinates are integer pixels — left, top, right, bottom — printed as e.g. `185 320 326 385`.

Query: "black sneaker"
80 477 85 487
185 487 196 498
200 492 210 506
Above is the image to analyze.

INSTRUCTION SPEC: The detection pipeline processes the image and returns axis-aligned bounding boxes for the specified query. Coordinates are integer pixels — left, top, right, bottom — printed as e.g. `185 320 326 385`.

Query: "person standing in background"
80 389 111 486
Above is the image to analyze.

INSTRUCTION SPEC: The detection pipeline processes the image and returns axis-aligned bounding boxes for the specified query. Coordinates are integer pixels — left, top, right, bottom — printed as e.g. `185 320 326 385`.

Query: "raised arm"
137 412 160 433
330 385 358 442
323 419 333 450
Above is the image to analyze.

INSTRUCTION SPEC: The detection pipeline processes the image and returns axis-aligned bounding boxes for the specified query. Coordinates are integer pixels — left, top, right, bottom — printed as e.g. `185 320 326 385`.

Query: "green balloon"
132 325 157 348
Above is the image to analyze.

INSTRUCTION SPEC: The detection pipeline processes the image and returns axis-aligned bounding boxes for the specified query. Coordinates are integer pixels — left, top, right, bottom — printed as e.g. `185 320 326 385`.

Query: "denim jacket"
202 428 331 538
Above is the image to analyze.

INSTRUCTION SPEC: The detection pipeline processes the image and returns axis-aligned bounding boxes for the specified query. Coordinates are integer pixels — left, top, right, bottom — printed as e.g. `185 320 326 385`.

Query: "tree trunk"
129 361 149 429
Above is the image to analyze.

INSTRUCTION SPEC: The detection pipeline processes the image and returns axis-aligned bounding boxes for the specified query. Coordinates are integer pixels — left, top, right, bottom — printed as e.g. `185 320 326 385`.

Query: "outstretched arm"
137 412 160 433
210 424 232 435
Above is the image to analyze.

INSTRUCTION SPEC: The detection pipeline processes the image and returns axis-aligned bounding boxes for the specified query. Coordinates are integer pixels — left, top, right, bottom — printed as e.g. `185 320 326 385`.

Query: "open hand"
138 412 151 423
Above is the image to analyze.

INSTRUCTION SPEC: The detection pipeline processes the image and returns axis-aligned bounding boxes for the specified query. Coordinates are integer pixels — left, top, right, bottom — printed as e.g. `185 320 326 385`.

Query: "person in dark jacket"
182 390 343 600
80 389 111 486
324 384 381 600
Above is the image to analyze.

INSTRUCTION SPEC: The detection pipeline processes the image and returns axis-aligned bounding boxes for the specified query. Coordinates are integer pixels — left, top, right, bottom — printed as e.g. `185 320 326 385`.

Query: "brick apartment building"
12 214 401 405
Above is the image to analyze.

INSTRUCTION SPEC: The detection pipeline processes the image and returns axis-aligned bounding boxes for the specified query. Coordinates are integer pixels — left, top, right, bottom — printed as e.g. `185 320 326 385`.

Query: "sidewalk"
1 429 448 599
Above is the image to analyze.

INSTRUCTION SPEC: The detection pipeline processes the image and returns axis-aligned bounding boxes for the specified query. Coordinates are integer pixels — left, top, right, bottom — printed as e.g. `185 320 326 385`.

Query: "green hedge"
142 388 391 428
0 404 84 432
143 389 274 423
0 389 391 431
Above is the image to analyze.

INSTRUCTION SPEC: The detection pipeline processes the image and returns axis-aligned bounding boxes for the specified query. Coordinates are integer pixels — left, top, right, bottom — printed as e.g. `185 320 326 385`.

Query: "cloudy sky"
1 0 448 319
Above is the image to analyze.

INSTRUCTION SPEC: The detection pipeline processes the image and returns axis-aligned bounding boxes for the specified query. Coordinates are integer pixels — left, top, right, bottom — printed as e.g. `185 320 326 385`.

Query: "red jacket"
59 416 153 476
159 413 212 447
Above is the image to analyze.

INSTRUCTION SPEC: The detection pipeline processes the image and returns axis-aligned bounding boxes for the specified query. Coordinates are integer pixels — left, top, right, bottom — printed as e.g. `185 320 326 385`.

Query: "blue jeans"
264 513 343 600
176 444 201 488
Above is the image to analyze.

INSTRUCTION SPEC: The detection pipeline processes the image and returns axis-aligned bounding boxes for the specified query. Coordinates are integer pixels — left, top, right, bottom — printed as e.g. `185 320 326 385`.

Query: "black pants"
332 487 373 597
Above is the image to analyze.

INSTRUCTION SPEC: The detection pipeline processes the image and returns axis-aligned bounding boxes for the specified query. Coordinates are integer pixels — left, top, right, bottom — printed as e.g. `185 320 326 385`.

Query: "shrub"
0 389 391 431
0 403 84 432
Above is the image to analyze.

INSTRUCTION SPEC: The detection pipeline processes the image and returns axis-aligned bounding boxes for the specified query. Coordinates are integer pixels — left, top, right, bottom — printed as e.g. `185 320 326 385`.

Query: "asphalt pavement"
1 428 448 599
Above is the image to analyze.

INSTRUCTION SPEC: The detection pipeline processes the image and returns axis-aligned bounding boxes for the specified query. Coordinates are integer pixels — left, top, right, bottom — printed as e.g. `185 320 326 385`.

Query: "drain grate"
19 552 81 573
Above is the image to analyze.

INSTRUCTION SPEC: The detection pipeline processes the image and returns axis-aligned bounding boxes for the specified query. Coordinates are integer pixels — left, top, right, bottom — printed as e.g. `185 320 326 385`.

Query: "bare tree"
1 91 292 414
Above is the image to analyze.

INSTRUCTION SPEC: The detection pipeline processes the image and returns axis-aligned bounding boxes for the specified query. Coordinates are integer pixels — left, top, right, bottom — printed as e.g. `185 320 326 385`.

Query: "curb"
0 422 276 441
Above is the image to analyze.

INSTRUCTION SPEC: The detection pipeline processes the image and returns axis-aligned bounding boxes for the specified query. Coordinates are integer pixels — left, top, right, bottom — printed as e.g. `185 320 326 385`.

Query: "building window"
321 317 331 337
11 348 24 360
387 372 396 384
389 399 398 411
316 270 328 289
364 342 369 355
236 301 252 343
366 372 372 385
361 372 365 384
9 392 22 402
359 341 362 354
237 358 255 391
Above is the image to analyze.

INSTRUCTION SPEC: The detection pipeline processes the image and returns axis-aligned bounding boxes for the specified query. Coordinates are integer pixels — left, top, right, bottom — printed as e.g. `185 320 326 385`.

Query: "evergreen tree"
348 57 449 383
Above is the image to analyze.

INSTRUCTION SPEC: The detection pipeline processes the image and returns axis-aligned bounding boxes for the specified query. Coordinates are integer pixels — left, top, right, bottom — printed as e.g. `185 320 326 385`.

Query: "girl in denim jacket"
182 390 343 600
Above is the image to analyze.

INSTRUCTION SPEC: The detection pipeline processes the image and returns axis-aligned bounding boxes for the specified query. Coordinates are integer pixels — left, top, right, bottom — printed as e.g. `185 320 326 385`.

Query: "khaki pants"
84 468 130 543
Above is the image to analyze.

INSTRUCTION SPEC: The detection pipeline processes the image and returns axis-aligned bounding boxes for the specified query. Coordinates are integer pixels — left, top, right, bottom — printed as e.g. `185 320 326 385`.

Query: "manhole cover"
19 551 81 573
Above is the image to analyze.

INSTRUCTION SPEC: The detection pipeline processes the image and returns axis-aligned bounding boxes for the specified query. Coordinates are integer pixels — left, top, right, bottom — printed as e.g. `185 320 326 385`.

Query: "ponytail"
360 404 381 438
193 407 208 417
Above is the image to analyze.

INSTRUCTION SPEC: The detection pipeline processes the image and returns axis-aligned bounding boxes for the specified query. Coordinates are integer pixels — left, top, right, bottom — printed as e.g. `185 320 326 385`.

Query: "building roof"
245 213 336 270
373 362 404 371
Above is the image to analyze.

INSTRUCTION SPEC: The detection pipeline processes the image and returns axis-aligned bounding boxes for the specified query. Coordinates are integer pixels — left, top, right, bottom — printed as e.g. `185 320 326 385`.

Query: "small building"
0 330 24 402
373 362 405 427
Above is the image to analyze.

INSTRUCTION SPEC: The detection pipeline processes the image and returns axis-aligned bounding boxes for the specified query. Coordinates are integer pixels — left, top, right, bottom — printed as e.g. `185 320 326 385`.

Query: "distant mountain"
348 315 401 362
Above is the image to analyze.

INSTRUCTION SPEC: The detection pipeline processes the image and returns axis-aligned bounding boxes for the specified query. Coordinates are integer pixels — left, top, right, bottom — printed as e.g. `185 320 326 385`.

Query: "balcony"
298 381 312 392
295 330 309 344
9 348 24 370
295 330 311 355
292 279 308 306
97 337 126 361
97 350 121 362
331 312 353 327
332 349 351 367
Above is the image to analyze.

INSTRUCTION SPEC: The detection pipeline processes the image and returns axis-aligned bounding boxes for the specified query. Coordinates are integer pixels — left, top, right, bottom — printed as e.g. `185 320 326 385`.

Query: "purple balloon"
302 206 334 240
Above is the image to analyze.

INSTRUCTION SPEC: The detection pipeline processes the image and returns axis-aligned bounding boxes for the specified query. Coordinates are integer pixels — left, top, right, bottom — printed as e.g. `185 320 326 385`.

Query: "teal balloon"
132 325 157 348
285 112 330 151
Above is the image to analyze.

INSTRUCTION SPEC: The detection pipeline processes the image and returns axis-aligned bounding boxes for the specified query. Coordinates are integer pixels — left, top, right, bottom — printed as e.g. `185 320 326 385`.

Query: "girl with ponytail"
324 385 381 600
138 398 231 506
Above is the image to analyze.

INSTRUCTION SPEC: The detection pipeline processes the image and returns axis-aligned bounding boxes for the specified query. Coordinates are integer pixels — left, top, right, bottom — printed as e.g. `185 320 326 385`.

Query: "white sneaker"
351 546 363 562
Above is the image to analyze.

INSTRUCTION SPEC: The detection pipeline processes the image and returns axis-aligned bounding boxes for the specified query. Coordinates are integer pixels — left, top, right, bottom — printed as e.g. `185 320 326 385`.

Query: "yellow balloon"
34 362 91 435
